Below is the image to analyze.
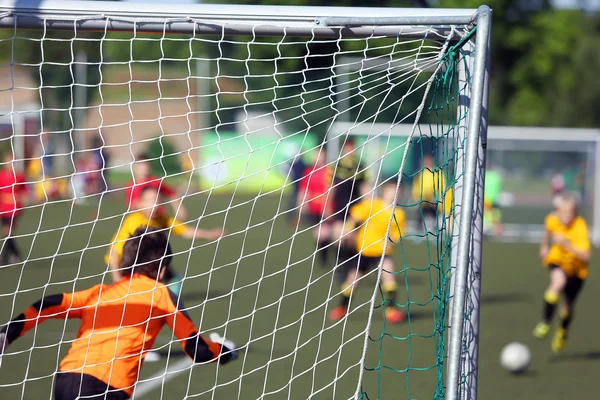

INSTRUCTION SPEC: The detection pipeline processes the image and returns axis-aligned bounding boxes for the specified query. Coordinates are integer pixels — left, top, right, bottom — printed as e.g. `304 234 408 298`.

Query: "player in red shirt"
0 153 27 265
297 150 333 265
125 154 188 221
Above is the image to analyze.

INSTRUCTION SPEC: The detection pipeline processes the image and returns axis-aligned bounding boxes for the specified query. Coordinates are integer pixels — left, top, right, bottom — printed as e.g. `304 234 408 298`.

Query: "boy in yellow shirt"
106 186 223 292
329 179 406 324
533 194 591 352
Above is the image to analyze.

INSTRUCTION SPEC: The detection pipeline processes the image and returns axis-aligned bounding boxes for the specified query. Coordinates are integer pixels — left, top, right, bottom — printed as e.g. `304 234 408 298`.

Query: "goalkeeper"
329 179 406 324
0 228 238 400
106 186 223 292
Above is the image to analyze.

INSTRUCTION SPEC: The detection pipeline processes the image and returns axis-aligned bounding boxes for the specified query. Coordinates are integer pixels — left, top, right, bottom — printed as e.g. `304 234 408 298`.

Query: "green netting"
357 27 476 400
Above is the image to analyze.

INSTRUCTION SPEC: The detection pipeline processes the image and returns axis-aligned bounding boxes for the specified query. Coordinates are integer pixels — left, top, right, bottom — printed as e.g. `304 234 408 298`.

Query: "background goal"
0 1 491 399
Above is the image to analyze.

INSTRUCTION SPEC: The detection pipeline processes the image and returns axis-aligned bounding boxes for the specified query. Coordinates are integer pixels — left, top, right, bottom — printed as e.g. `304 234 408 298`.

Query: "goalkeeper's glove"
209 332 238 365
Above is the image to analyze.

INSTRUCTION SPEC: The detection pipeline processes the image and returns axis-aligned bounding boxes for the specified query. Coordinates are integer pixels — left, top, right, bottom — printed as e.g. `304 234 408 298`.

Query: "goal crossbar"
0 0 477 38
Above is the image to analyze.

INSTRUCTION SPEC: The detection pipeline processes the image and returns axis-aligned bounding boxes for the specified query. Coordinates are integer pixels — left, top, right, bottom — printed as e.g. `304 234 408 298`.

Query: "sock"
543 290 560 323
560 310 572 330
382 281 398 306
317 240 330 264
340 284 352 308
5 238 20 259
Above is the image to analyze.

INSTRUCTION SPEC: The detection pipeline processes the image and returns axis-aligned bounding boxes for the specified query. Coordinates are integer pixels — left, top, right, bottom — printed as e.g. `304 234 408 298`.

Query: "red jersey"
0 169 26 217
298 165 332 215
125 177 176 209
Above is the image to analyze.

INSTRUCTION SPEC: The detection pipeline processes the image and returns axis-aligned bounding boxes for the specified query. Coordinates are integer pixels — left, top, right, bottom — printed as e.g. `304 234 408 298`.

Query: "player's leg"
161 263 182 297
1 215 20 265
551 277 584 353
381 257 406 324
54 372 128 400
533 265 566 339
307 213 331 265
329 262 361 322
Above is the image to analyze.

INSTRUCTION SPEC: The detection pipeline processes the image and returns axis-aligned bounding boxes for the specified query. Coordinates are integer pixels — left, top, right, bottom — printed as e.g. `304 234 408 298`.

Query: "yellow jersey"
544 214 590 280
349 198 405 257
412 168 447 204
105 211 186 265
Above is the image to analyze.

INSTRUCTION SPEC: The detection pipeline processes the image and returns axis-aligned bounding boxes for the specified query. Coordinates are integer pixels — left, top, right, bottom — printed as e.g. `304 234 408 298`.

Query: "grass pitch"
0 193 598 399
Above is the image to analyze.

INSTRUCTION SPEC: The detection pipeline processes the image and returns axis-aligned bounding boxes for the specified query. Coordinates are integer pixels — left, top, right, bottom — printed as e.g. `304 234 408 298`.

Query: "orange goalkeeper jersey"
12 274 220 396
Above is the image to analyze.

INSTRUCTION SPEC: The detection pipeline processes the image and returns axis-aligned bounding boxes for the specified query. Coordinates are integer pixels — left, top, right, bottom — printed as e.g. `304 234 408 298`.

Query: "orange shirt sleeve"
160 288 221 362
2 284 104 345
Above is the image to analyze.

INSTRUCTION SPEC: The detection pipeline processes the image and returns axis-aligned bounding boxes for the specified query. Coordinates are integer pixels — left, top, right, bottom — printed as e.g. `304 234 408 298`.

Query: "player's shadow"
509 370 539 378
480 292 532 305
550 351 600 363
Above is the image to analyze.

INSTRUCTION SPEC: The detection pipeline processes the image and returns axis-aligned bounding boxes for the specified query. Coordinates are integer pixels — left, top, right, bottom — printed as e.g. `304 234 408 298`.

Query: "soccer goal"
0 1 491 399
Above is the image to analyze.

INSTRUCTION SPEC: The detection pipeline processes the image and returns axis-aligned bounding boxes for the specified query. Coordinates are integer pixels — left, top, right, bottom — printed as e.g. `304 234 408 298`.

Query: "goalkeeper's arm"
0 286 100 350
163 292 237 365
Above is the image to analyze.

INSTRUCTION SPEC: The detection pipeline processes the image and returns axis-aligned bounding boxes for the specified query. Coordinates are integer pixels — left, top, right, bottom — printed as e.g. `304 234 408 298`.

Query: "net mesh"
0 11 475 400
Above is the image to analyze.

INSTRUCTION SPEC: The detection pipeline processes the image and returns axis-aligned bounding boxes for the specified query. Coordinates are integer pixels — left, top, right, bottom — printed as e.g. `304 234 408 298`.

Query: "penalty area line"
132 357 194 399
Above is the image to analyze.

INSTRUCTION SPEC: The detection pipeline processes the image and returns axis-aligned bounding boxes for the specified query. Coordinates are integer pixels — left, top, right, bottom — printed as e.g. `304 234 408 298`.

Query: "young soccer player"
126 154 188 221
329 179 406 324
533 194 591 353
106 186 223 290
0 152 27 265
330 139 366 262
297 150 333 264
0 227 237 400
412 154 446 235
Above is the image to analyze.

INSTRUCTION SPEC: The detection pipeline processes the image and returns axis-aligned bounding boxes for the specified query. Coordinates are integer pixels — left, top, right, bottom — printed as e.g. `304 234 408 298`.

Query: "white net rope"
0 13 468 400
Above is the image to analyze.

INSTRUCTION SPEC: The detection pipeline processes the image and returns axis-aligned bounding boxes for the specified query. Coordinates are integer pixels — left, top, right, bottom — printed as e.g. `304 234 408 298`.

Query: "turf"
0 193 598 400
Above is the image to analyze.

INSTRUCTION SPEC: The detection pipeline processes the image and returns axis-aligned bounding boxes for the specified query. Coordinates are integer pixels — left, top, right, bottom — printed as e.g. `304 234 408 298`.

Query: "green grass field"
0 193 598 400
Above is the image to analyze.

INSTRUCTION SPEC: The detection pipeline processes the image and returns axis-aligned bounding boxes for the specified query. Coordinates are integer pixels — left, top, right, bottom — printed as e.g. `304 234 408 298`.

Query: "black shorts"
1 214 18 228
303 212 325 227
344 254 388 274
417 203 437 221
548 264 585 303
54 373 128 400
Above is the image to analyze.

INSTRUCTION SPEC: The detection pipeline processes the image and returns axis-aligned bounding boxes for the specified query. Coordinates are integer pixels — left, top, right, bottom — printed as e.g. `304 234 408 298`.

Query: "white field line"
132 357 194 399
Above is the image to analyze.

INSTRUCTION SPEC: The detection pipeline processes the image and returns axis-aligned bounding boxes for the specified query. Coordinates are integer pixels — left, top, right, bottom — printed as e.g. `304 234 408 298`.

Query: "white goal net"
0 2 490 400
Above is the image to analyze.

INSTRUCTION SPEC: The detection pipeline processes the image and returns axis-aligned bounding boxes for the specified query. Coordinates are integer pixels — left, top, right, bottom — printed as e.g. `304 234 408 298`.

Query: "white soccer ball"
500 342 531 373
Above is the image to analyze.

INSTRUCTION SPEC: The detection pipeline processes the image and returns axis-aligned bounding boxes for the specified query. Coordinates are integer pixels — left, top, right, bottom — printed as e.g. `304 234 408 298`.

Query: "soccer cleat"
551 328 567 353
328 305 347 322
533 321 551 340
385 308 406 324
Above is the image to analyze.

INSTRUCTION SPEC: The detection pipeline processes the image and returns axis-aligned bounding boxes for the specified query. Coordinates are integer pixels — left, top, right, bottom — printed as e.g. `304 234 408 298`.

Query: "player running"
329 179 406 324
331 139 366 263
533 194 591 353
297 150 333 264
106 186 223 292
411 154 446 236
0 227 238 400
0 152 27 265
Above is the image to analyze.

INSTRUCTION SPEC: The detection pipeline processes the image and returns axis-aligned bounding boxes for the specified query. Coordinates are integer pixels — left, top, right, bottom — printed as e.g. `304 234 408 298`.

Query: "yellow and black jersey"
544 214 590 280
349 198 405 257
105 211 186 266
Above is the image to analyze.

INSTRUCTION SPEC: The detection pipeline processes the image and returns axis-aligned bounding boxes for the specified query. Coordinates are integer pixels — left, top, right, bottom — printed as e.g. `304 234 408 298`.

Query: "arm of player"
0 286 101 350
162 291 237 365
169 218 223 241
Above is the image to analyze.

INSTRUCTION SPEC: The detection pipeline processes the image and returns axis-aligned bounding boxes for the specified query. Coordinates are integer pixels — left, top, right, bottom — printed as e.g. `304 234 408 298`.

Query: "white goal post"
0 1 491 399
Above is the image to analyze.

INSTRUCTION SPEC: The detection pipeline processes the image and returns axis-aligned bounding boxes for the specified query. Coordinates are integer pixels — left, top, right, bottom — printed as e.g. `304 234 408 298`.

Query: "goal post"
0 1 491 399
